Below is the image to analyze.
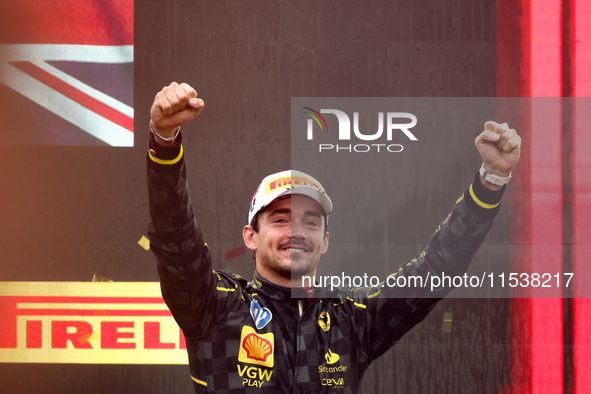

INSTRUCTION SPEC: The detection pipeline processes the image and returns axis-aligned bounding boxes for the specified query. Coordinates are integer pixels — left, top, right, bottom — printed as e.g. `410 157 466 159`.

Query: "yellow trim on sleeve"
149 144 184 165
190 375 207 386
346 297 367 309
456 194 464 204
469 184 499 209
216 286 237 292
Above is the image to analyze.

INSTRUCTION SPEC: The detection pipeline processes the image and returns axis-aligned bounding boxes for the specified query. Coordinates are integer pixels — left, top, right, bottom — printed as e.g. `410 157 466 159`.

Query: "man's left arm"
355 121 521 361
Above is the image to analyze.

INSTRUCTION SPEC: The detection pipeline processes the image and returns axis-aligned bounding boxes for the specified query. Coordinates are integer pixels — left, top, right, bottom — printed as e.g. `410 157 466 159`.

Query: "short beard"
271 256 315 280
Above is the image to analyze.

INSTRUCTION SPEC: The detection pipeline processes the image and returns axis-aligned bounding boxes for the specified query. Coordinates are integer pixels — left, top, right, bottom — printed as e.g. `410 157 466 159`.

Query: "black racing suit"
147 136 504 393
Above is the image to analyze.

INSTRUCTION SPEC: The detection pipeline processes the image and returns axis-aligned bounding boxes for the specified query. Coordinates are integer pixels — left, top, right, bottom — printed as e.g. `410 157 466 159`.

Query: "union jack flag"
0 0 134 146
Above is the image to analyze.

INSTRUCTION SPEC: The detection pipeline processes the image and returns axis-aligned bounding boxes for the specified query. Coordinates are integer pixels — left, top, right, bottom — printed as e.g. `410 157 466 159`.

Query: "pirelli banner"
0 282 187 364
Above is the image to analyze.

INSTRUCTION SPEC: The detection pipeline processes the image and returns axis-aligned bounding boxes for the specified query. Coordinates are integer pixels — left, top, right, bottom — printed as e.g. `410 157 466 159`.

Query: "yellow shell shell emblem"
318 312 331 332
238 326 275 367
242 333 273 362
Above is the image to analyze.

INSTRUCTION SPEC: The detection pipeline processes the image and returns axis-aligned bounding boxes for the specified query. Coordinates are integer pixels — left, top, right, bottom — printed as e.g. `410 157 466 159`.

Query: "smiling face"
242 194 330 288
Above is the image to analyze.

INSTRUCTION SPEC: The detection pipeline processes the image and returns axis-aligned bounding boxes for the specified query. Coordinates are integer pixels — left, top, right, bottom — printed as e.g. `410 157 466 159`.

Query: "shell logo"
238 326 275 368
242 333 272 362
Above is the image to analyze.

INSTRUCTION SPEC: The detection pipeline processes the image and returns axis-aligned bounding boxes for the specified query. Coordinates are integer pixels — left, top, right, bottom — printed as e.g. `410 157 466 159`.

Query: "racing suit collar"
251 270 325 301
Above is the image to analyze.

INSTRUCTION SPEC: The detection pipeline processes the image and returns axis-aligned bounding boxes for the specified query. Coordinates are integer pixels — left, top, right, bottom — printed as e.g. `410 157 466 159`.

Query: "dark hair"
250 211 262 233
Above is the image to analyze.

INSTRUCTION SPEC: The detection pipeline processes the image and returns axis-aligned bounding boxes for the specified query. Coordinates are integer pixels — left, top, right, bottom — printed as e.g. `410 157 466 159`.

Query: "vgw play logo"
302 107 418 153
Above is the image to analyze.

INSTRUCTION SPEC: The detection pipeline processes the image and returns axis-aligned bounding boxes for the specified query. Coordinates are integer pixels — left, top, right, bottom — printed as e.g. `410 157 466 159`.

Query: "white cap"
248 170 333 225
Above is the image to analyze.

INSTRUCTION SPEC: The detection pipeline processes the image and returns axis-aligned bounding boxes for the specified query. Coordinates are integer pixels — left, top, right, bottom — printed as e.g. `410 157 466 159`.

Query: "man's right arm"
147 136 218 337
147 82 236 338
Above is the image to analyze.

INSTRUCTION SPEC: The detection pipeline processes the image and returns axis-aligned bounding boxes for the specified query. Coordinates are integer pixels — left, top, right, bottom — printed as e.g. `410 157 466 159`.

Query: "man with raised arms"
147 82 521 393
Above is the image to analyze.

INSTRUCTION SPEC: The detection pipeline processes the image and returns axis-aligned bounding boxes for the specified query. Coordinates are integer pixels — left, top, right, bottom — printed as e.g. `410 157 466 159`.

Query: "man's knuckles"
180 83 197 98
503 136 521 152
484 120 498 131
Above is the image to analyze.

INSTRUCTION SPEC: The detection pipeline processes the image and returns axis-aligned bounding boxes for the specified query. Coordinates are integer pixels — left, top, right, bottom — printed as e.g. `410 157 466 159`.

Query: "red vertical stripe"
499 0 564 392
528 0 564 392
572 0 591 391
571 0 591 97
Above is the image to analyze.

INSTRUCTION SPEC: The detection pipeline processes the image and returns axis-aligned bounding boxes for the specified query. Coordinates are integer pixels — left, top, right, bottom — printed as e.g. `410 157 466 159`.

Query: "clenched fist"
150 82 204 144
475 121 521 190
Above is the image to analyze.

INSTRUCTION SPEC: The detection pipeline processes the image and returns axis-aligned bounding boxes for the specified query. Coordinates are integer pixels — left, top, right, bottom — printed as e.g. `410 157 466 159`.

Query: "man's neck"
255 268 314 289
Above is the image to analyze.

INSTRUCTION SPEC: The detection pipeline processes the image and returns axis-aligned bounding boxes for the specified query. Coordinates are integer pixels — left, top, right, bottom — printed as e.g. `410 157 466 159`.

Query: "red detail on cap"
250 184 261 204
